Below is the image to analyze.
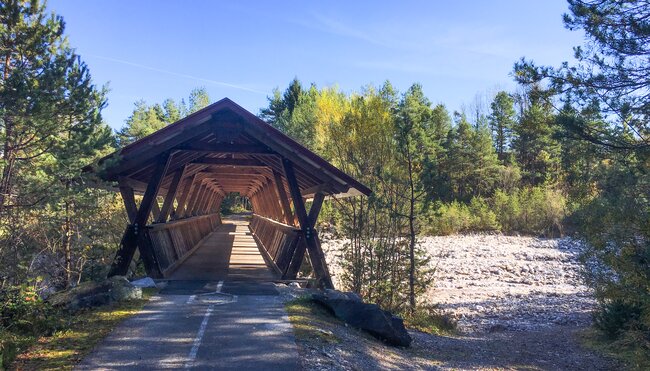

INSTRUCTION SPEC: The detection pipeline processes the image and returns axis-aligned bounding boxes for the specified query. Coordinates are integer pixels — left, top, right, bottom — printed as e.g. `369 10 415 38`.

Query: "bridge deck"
167 215 277 282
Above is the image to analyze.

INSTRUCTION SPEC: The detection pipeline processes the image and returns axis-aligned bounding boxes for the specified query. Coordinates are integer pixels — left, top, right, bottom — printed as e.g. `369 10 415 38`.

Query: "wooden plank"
273 169 294 225
157 165 186 223
183 179 204 218
172 173 196 219
283 159 333 288
190 184 208 216
191 158 266 166
176 142 274 154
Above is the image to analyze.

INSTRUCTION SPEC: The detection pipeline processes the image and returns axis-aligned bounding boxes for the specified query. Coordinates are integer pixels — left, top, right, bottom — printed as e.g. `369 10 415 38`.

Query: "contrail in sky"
90 55 268 95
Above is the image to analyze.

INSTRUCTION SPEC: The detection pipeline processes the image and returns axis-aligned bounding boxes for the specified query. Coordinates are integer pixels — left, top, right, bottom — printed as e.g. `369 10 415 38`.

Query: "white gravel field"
321 234 596 333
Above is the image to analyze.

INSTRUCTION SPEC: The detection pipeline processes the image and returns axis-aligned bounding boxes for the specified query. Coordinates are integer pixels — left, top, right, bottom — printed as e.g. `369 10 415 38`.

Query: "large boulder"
312 289 412 347
48 276 142 311
108 276 142 302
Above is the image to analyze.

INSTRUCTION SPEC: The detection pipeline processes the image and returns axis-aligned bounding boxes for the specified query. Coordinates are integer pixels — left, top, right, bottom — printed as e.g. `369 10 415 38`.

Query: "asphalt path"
78 281 300 370
78 217 300 370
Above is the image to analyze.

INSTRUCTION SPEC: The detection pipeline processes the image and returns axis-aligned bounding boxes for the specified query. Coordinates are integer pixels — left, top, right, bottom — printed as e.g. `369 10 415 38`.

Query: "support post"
119 185 137 224
108 153 171 278
282 159 333 288
157 165 186 223
273 169 294 225
173 173 196 219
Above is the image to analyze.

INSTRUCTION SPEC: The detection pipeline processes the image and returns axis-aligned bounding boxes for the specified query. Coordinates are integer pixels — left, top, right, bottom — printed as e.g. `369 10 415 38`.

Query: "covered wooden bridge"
91 98 370 289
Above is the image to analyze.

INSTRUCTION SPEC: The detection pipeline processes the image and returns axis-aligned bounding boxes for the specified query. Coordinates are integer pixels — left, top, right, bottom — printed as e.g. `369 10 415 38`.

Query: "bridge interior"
169 214 276 282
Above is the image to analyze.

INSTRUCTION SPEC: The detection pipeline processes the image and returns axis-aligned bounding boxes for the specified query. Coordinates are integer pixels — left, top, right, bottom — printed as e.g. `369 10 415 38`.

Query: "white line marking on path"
184 304 214 369
183 281 225 368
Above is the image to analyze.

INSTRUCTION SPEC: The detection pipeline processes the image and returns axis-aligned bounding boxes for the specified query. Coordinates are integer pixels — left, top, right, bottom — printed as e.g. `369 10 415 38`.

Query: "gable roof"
93 98 371 199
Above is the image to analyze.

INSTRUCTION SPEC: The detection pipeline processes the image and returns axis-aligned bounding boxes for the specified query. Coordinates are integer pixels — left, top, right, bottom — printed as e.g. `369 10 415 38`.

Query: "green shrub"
593 300 645 340
424 198 499 235
0 285 56 336
403 304 457 334
468 197 500 231
0 284 60 368
490 186 567 236
423 201 471 235
492 189 522 232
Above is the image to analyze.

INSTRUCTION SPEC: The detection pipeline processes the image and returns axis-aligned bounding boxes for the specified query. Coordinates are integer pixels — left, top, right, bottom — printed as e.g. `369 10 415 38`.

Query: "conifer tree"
489 91 516 160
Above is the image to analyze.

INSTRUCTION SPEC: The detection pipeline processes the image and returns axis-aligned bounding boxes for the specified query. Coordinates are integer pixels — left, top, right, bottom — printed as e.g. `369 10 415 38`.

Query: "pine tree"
0 0 99 209
187 87 210 114
489 91 516 160
512 87 561 186
0 0 115 287
395 83 435 312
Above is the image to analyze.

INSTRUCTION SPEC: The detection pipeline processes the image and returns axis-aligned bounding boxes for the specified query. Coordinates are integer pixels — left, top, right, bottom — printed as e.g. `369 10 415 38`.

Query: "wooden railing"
146 213 221 276
249 214 300 277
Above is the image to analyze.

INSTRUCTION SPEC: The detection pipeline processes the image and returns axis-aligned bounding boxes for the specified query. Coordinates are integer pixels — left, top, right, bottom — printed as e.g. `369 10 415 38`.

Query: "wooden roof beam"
191 157 267 166
176 142 275 154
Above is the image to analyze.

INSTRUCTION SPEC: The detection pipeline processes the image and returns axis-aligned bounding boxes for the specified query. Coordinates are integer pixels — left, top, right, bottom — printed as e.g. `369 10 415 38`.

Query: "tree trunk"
407 151 417 313
63 193 72 289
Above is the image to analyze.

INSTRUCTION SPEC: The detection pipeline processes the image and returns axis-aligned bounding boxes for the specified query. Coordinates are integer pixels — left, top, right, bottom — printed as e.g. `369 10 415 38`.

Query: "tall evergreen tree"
187 87 210 114
489 91 516 160
0 0 115 287
512 86 561 185
395 83 435 312
0 0 105 209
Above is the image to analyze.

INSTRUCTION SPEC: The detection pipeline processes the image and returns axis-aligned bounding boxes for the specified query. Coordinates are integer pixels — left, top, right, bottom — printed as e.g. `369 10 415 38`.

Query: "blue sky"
48 1 585 130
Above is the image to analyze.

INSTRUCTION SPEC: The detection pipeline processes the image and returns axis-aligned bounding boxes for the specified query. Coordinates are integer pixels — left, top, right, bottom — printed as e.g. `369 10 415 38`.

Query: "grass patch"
285 296 341 344
402 305 457 335
6 288 157 370
580 327 650 370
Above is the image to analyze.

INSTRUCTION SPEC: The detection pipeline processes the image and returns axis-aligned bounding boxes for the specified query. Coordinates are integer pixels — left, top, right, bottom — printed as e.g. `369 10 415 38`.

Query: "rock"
109 276 142 301
488 324 508 333
48 275 141 311
131 277 157 288
312 290 412 347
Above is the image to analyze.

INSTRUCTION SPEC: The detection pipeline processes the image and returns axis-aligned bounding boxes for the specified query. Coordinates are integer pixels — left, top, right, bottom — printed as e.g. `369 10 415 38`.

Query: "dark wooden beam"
176 142 274 154
282 159 333 288
191 157 266 166
172 173 196 219
151 199 161 221
308 192 325 229
272 169 294 225
109 152 171 278
117 176 168 197
157 165 186 223
118 185 137 224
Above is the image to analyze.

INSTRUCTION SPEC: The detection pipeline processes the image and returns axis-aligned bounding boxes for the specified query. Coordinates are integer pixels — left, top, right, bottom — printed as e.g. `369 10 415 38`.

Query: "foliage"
0 0 118 291
220 193 251 215
402 304 457 335
593 300 645 340
285 297 342 344
514 0 650 355
489 91 516 160
3 287 156 370
117 87 211 145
